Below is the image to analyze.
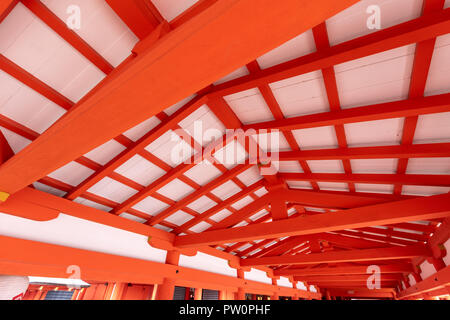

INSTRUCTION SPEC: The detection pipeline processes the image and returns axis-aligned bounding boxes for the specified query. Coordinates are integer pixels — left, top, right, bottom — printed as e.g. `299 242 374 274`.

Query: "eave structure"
0 0 449 301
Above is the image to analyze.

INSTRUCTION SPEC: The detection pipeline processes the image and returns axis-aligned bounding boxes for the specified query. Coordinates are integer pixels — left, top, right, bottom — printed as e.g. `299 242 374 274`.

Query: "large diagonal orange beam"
0 0 358 196
174 193 450 248
277 143 450 161
274 264 414 277
210 8 450 97
240 245 431 267
280 173 450 187
243 93 450 132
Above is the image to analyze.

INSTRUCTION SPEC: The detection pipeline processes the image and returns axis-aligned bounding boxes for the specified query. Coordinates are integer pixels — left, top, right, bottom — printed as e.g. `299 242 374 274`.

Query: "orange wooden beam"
0 0 358 196
174 193 450 248
240 245 431 267
275 264 414 277
398 264 450 299
295 274 403 283
210 8 450 97
326 288 395 298
277 143 450 161
0 235 319 299
280 172 450 188
243 93 450 132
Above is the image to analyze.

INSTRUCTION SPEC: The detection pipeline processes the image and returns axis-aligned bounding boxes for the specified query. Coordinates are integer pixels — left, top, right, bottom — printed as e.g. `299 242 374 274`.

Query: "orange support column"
219 290 227 300
156 251 180 300
428 257 446 271
270 279 279 300
235 269 246 300
194 288 203 300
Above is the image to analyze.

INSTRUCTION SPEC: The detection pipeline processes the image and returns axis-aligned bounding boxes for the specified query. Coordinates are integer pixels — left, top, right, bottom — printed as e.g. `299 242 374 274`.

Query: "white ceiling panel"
48 161 94 186
189 221 212 233
293 126 338 150
413 112 450 144
84 139 126 165
425 33 450 96
131 196 170 216
213 140 248 169
231 195 254 210
406 158 450 175
224 88 274 124
317 182 349 192
402 185 450 196
114 154 166 186
345 118 404 147
277 161 303 173
253 187 268 197
307 160 345 173
119 213 147 224
145 130 196 167
157 178 195 201
183 160 222 186
210 209 233 222
152 0 198 21
165 210 194 226
186 195 217 213
355 183 394 194
236 166 263 186
211 181 242 201
88 177 137 203
336 45 415 109
74 197 112 212
326 0 423 46
32 181 67 197
269 71 329 118
251 131 291 152
122 116 161 142
178 105 226 147
257 30 316 69
287 181 313 190
351 159 398 174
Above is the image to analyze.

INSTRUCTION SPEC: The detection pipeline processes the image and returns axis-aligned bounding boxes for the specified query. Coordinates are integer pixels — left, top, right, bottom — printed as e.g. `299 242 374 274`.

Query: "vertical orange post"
235 269 246 300
156 251 180 300
219 290 227 300
270 279 279 300
194 288 203 300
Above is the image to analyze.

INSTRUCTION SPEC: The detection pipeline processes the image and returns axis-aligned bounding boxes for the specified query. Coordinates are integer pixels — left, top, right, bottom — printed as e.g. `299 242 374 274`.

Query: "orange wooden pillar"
156 251 180 300
219 290 227 300
270 279 279 300
194 288 203 300
235 269 246 300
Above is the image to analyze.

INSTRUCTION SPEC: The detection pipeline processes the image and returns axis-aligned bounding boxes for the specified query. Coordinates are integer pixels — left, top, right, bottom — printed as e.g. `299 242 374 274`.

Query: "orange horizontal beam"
327 288 395 298
243 93 450 132
398 265 450 299
210 9 450 97
295 274 402 282
277 143 450 161
174 193 450 248
0 0 358 196
275 264 413 277
242 245 430 267
0 235 318 299
280 173 450 187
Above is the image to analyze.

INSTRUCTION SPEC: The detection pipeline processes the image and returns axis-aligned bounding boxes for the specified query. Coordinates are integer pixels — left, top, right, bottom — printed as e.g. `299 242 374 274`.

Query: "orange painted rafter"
333 230 420 247
20 0 114 74
280 172 450 187
210 8 450 97
0 130 14 164
174 193 450 248
312 22 355 193
240 245 431 267
0 0 358 196
394 0 446 196
275 264 413 277
243 93 450 132
277 143 450 161
245 61 319 191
